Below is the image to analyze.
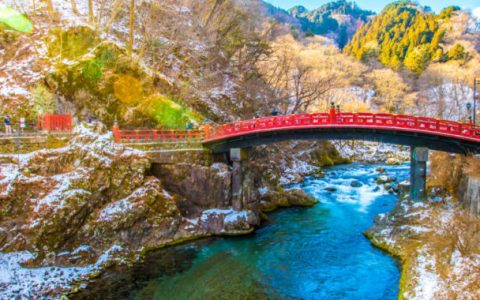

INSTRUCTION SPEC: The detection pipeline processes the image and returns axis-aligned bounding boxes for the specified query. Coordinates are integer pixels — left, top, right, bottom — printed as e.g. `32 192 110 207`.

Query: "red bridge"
202 113 480 154
113 112 480 201
114 112 480 154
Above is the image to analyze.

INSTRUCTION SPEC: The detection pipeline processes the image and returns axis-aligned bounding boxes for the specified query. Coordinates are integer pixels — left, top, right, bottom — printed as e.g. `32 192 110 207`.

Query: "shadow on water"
70 239 210 300
72 236 280 300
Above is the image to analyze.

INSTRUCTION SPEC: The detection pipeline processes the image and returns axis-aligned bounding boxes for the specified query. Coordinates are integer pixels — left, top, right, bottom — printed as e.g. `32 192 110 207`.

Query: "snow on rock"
199 209 256 234
0 251 94 299
98 197 135 222
406 248 442 300
335 141 409 163
368 197 480 299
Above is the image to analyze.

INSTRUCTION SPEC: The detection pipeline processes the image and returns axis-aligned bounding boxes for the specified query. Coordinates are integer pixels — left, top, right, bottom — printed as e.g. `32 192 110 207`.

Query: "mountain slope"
263 0 374 48
344 1 469 74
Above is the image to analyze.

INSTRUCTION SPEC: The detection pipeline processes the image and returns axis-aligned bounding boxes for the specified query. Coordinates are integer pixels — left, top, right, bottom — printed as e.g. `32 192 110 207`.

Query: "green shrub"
31 84 57 115
139 95 200 129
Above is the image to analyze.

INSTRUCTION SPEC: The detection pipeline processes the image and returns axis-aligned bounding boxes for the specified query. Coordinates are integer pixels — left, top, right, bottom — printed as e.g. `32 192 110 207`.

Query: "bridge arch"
202 113 480 203
202 113 480 154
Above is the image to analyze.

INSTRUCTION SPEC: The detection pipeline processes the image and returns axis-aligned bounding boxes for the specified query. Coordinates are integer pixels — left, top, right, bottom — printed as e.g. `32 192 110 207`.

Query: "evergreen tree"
447 43 468 61
404 45 431 75
344 1 447 75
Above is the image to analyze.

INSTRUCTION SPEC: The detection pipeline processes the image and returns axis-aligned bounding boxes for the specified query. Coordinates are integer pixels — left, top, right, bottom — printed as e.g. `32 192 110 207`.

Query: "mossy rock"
47 27 100 60
311 142 351 167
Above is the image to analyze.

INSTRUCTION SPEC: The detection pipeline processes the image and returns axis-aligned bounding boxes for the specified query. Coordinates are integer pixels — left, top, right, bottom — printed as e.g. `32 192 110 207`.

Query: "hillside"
0 0 277 129
289 1 374 47
345 1 477 75
263 0 374 48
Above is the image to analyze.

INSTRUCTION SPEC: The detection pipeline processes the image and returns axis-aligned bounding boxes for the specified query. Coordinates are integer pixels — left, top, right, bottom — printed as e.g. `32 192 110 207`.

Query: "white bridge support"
410 147 429 201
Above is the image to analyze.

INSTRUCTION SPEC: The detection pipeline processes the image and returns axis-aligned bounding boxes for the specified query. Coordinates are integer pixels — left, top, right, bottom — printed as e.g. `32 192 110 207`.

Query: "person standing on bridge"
329 102 336 116
20 116 26 133
3 115 12 135
329 102 337 122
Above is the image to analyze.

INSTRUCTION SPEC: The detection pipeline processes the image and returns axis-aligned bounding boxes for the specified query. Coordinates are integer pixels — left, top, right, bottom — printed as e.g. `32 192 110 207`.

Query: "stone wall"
150 159 262 220
0 134 70 154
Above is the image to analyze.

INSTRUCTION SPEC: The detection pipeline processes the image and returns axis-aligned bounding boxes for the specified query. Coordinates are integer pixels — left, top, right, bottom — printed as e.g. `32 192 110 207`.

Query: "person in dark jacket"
3 115 12 135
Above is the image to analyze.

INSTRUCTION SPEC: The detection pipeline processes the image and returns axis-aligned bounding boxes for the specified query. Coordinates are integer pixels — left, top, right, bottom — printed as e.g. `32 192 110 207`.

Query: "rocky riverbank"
0 124 324 299
365 153 480 300
0 125 264 298
366 196 480 300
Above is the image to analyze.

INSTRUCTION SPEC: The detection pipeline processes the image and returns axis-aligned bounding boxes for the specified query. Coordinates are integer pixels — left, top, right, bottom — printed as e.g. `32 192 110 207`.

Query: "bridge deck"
113 113 480 154
203 113 480 143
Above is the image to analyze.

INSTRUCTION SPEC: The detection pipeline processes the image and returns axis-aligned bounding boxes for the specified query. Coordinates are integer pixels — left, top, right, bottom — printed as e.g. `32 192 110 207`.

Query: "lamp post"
474 79 480 126
467 102 472 123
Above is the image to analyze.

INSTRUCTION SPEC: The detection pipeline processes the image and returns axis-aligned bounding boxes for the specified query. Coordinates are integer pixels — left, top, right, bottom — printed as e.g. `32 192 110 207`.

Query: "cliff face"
0 124 261 298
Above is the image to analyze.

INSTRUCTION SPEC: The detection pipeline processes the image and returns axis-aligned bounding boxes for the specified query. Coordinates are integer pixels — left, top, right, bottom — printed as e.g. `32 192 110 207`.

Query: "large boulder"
150 162 232 217
260 188 317 212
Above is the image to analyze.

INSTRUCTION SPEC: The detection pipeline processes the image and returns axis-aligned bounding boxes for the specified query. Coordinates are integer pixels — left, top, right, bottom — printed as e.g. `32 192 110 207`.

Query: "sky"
266 0 480 13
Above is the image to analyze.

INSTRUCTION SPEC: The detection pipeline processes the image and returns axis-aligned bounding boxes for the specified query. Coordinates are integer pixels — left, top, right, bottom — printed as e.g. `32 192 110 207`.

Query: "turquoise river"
77 163 410 300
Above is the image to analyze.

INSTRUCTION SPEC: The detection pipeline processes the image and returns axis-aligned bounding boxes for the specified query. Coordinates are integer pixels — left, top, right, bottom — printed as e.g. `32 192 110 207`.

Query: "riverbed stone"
324 187 337 192
351 180 363 188
376 175 397 184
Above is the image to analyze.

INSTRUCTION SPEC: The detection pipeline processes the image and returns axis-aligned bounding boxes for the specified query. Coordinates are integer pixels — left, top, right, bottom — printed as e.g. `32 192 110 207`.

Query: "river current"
78 163 410 300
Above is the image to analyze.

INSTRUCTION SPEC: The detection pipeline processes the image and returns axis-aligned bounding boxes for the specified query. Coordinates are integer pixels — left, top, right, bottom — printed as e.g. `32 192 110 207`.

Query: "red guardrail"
39 114 73 132
113 126 203 143
203 113 480 143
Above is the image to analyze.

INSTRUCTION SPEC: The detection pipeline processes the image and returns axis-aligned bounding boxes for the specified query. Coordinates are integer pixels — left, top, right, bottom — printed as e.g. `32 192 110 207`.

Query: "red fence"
203 113 480 143
39 114 73 132
113 126 203 143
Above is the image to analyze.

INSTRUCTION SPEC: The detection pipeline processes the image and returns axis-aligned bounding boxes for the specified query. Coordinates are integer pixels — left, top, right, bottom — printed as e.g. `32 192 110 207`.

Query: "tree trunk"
204 0 224 28
46 0 54 17
88 0 95 23
70 0 79 15
128 0 135 56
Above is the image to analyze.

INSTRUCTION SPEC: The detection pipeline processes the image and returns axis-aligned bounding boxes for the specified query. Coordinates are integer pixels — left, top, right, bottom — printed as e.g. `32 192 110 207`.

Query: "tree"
32 84 57 116
337 25 348 49
70 0 79 15
259 35 337 114
447 43 468 61
128 0 135 56
439 6 461 19
404 45 431 76
204 0 225 28
367 69 409 113
344 1 443 74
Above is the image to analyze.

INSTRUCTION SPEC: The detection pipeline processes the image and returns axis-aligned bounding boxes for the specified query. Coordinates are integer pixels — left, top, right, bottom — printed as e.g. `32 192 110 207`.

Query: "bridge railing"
113 127 204 143
203 113 480 142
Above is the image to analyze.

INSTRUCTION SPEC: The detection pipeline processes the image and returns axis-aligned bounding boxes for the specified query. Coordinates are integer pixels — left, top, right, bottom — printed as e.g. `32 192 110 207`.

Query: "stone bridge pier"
229 148 250 211
410 147 428 201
